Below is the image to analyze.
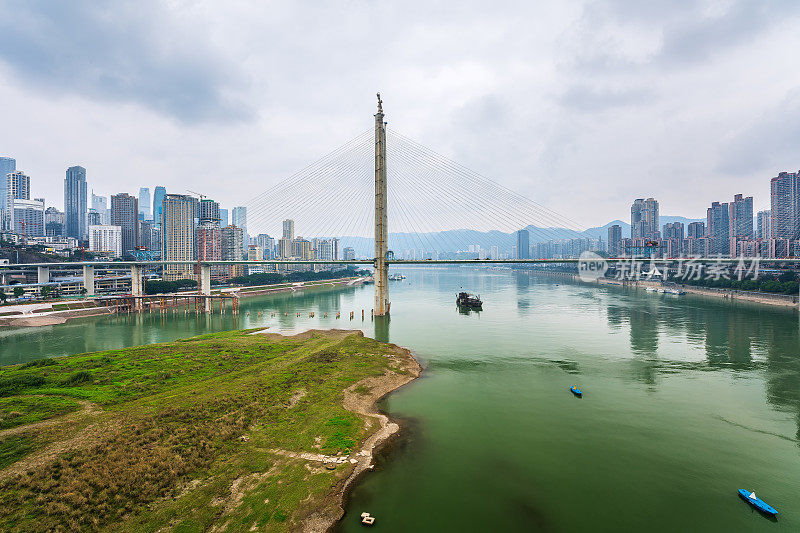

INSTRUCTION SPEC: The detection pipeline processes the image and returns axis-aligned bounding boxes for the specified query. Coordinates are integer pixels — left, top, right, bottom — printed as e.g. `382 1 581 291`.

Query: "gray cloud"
558 85 654 113
716 90 800 176
573 0 800 71
0 0 250 123
0 0 799 227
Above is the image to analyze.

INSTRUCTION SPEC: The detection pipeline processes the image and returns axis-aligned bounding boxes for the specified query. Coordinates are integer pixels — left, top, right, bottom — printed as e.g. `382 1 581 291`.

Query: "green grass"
0 329 409 532
0 436 34 469
0 395 80 430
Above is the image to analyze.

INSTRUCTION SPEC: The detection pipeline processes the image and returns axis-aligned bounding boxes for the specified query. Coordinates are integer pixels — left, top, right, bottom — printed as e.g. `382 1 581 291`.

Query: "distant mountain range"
578 216 705 240
339 216 705 258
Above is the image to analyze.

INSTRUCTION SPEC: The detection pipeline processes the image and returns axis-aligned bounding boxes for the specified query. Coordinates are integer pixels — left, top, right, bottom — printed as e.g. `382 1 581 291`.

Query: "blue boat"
570 385 582 397
738 489 778 516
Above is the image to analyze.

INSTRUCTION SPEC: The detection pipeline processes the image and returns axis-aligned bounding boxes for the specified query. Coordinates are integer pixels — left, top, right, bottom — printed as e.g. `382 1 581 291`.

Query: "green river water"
1 267 799 531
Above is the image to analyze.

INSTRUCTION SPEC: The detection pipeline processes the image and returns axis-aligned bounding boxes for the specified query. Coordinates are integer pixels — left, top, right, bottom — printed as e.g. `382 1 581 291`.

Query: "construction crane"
187 190 207 200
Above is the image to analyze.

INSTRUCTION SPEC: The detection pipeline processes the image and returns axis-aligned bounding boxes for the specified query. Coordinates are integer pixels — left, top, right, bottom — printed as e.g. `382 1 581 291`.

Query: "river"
1 267 799 531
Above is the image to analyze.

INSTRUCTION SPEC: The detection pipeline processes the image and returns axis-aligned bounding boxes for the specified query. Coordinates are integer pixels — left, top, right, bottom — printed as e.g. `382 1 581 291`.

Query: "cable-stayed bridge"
2 94 799 312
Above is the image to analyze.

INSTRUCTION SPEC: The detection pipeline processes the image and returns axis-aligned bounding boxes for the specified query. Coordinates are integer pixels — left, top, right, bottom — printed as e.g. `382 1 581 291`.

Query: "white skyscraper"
89 225 122 257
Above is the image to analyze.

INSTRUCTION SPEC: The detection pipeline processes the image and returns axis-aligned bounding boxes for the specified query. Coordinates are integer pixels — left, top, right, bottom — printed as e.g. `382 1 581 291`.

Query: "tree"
13 287 24 299
0 290 6 304
40 286 51 299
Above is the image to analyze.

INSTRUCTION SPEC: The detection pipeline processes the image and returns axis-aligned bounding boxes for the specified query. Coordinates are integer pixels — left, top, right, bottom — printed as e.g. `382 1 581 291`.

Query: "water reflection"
598 284 800 440
374 315 390 343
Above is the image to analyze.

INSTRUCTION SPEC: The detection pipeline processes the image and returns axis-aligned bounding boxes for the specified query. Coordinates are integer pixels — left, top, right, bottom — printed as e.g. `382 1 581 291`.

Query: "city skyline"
3 156 799 260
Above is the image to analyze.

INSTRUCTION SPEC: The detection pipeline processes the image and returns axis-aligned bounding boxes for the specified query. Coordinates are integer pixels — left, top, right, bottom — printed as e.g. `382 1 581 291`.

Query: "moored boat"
456 291 482 308
738 489 778 516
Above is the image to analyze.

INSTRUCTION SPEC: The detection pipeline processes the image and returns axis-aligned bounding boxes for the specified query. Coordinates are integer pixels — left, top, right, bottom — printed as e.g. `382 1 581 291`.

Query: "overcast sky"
1 0 798 229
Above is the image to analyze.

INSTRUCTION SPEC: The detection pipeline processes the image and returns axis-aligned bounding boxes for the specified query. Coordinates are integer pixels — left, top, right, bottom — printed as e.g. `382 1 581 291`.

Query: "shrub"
21 359 57 369
0 375 47 397
62 372 93 386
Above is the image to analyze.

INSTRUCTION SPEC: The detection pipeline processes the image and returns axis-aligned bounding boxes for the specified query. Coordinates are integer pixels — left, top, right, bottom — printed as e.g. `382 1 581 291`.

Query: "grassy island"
0 329 420 532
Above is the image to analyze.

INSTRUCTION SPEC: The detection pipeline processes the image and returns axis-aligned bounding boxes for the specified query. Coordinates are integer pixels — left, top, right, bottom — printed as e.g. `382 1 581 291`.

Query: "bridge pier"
131 265 144 310
199 263 211 313
83 265 95 296
37 266 50 285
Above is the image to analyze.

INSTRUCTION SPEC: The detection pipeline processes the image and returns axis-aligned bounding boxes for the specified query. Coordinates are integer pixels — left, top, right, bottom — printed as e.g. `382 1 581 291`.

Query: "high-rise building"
4 170 40 236
151 225 162 253
91 192 108 224
111 193 139 254
663 222 684 241
0 157 15 225
221 225 245 278
279 237 291 258
152 186 166 227
232 207 247 229
292 237 311 259
232 206 248 250
343 247 356 260
138 187 151 221
196 222 223 279
687 221 705 238
89 225 122 257
0 157 17 204
662 222 684 258
162 194 197 281
282 219 295 240
314 238 340 262
631 198 659 240
138 220 158 251
64 166 87 239
607 224 622 256
707 201 730 255
332 237 340 261
757 210 771 240
515 229 530 259
10 199 44 236
45 207 64 237
87 209 101 226
222 226 244 260
256 234 275 259
6 170 30 203
728 194 753 240
770 171 800 240
219 208 229 228
199 199 220 224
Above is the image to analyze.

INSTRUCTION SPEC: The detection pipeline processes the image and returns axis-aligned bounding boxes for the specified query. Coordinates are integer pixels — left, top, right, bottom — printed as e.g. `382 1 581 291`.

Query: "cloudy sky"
1 0 798 229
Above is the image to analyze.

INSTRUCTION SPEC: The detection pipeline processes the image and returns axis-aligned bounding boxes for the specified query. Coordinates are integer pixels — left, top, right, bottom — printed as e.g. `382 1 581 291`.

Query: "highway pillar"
200 263 211 313
83 265 95 296
37 266 49 284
